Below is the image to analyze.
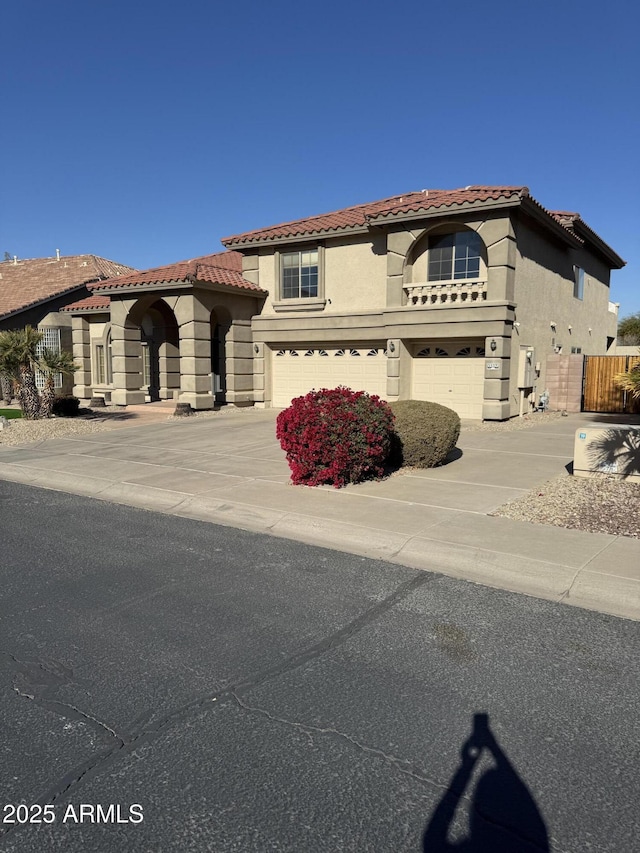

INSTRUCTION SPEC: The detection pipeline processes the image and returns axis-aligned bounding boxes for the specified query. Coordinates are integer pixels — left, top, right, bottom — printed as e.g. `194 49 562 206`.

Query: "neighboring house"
67 186 625 419
0 253 134 394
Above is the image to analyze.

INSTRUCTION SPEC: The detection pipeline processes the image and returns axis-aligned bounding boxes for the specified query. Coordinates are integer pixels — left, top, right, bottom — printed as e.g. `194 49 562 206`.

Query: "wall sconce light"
550 321 556 329
490 339 497 352
254 344 259 354
513 322 520 328
567 325 572 332
389 341 396 352
588 328 592 334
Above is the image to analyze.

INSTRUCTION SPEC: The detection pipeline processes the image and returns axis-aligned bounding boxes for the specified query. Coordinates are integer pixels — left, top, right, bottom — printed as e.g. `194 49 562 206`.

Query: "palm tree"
0 327 43 418
38 348 78 418
614 358 640 402
0 371 13 404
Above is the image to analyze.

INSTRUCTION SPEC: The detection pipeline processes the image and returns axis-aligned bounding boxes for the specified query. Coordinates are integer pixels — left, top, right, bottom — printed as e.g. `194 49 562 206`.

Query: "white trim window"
428 232 483 282
573 266 585 300
35 328 62 390
281 249 319 299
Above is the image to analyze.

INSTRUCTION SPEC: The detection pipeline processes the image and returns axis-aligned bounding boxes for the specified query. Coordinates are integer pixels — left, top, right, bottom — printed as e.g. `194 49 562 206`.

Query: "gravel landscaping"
462 410 566 431
492 473 640 539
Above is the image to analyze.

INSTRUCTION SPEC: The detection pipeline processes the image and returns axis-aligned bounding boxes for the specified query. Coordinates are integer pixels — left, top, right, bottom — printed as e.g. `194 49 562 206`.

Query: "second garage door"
272 346 387 408
412 341 485 419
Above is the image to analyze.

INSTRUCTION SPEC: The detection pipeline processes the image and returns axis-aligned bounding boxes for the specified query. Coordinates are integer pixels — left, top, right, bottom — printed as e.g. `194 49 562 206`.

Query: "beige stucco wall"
510 217 618 415
89 321 108 340
254 234 386 315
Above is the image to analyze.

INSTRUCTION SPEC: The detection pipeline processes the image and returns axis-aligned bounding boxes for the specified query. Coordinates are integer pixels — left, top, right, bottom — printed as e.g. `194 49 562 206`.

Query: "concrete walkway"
1 409 638 621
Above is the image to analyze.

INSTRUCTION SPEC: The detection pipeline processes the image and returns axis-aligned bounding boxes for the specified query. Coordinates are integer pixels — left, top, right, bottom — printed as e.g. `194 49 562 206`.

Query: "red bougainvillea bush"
276 386 395 488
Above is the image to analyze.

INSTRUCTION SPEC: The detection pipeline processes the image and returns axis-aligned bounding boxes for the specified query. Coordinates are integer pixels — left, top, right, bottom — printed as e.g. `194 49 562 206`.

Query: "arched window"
428 231 483 282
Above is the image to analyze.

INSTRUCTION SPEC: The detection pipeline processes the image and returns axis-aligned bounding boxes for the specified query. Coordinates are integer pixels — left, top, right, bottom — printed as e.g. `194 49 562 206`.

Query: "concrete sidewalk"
1 409 638 621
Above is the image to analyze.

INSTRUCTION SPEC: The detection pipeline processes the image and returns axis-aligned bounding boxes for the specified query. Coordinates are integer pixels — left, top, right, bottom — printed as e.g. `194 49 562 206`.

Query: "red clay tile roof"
221 187 530 246
0 254 134 320
89 250 264 294
60 294 111 312
550 211 625 268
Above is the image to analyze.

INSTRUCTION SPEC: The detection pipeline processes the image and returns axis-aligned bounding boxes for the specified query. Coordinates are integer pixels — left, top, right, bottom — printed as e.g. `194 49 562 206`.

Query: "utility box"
573 424 640 482
517 346 536 388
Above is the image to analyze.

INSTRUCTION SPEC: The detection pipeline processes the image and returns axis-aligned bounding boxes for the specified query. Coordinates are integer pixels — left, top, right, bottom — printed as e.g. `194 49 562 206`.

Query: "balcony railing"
404 280 487 307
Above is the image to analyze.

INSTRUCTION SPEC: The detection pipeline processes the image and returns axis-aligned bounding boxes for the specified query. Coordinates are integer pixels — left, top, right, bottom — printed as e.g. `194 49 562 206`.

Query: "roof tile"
89 250 263 294
60 294 111 312
0 254 134 320
221 187 529 246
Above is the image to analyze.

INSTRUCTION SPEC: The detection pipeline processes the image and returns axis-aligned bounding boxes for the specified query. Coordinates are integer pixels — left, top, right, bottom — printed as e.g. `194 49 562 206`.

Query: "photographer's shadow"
423 713 549 852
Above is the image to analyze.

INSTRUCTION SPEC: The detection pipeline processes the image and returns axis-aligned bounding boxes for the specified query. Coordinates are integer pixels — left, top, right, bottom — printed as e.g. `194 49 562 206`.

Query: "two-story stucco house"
66 186 624 419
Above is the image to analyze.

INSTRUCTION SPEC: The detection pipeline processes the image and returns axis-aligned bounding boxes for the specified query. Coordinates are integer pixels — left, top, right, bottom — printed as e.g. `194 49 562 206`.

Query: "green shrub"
52 395 81 417
389 400 460 468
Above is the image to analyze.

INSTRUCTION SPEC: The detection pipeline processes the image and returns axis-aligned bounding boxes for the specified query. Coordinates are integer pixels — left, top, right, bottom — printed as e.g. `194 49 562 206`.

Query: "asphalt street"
0 480 638 852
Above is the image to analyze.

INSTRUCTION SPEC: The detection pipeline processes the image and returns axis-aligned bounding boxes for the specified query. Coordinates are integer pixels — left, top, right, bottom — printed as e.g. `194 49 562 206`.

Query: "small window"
141 343 151 386
281 249 319 299
573 267 584 300
95 345 106 384
456 346 471 356
334 349 345 357
416 347 431 357
349 349 361 357
434 347 449 357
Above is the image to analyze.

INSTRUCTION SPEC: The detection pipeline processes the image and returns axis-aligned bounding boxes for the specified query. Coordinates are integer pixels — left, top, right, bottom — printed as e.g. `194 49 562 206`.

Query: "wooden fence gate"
583 355 640 413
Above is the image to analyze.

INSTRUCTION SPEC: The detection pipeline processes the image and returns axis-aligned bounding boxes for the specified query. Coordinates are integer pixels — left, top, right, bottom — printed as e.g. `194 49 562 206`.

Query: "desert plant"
38 348 78 418
0 326 43 418
614 360 640 401
0 372 13 403
51 395 81 417
389 400 460 468
276 386 394 487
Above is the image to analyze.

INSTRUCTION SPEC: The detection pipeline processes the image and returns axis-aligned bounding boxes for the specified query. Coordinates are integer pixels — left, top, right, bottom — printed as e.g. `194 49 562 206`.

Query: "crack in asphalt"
2 570 436 840
231 690 455 794
229 693 555 853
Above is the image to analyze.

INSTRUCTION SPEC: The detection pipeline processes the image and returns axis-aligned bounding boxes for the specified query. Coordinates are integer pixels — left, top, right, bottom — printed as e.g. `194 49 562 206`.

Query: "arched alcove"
126 297 180 401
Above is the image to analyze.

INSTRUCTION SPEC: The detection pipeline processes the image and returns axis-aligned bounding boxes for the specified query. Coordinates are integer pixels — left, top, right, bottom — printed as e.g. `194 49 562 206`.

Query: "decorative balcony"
404 280 487 307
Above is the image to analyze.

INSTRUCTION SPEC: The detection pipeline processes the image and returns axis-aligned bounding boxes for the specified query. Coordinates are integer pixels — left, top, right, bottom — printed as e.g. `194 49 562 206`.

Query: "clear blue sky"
3 0 638 319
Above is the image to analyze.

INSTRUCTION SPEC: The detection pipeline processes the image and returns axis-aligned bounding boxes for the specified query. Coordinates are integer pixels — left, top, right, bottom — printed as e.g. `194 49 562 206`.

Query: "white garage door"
412 341 485 419
272 346 387 408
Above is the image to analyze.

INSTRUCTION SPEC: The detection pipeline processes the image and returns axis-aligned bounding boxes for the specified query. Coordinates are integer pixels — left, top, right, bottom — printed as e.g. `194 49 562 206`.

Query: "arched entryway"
112 297 180 403
139 300 180 401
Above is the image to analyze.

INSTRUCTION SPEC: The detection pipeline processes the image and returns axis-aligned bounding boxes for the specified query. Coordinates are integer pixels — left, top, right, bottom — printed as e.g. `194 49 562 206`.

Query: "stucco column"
482 335 511 420
175 293 214 410
386 338 401 401
225 320 254 406
71 316 93 399
110 299 146 405
252 341 266 407
159 340 180 400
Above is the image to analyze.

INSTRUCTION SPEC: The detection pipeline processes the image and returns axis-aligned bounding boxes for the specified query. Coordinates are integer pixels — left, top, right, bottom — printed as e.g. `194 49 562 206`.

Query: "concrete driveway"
0 409 638 620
